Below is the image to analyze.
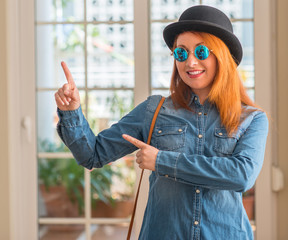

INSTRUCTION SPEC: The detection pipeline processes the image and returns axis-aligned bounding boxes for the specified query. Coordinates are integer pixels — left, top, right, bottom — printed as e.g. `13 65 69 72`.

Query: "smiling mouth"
187 70 205 76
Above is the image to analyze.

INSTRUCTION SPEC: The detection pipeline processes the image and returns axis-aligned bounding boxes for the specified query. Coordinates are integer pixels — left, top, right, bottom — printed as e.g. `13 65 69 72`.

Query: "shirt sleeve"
56 99 149 170
155 111 269 192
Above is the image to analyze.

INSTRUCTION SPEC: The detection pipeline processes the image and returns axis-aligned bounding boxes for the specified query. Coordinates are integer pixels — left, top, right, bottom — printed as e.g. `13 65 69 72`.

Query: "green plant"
38 139 125 215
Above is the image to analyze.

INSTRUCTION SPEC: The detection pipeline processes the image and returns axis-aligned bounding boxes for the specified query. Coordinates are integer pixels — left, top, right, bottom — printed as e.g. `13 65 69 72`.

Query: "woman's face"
175 32 217 103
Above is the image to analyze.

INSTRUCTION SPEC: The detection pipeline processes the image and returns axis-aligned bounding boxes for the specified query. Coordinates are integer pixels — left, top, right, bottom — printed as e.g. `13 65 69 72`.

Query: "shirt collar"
188 92 212 109
188 92 200 106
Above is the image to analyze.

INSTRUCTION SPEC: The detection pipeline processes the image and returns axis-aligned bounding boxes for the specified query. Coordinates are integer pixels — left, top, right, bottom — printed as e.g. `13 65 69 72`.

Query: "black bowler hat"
163 5 243 65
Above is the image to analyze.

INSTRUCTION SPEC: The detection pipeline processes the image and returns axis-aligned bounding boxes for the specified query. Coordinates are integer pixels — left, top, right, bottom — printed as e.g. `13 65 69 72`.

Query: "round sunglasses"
173 45 212 62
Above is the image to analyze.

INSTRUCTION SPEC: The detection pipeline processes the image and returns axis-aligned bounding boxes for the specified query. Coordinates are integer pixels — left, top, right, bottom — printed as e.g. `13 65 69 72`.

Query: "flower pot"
242 195 255 220
92 199 134 218
39 185 84 218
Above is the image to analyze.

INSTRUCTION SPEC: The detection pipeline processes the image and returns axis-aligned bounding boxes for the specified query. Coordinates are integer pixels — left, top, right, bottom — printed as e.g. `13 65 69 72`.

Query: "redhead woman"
55 5 268 240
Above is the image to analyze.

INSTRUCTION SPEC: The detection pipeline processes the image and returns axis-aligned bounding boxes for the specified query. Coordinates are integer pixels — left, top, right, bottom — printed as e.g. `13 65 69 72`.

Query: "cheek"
176 62 185 75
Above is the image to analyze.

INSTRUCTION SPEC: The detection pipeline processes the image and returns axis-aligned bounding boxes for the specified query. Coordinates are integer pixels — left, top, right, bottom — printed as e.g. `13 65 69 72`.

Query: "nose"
186 52 198 67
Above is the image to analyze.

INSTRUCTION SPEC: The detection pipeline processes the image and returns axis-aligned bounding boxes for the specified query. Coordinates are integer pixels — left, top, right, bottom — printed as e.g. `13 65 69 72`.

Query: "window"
36 0 136 239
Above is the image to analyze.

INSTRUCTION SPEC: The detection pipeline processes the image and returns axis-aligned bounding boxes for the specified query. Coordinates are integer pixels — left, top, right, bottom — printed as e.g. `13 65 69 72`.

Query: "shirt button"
196 189 200 194
194 221 199 225
165 174 169 178
195 97 198 101
158 130 162 134
219 132 223 136
198 112 202 115
178 128 183 132
198 134 203 138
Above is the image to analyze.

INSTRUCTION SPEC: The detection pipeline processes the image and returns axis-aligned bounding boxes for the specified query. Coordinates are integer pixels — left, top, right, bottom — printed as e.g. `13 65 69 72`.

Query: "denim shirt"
57 95 269 240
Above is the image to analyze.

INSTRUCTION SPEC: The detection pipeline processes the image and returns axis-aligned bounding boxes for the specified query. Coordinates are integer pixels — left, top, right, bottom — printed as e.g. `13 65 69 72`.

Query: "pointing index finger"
61 61 75 88
122 134 147 149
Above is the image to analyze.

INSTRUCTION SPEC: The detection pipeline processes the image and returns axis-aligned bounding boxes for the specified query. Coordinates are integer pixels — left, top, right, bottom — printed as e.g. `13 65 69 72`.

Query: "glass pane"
87 90 134 130
151 22 174 89
36 0 84 22
87 24 134 88
36 24 85 89
151 89 170 98
38 158 85 218
39 224 85 240
246 88 254 101
87 0 134 21
91 224 133 240
151 0 200 21
37 91 86 151
233 21 254 89
202 0 253 19
91 157 135 218
86 90 135 219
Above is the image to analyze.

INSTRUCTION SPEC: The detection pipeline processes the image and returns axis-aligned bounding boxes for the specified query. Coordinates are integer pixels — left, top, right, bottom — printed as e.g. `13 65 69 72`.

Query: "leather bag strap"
126 96 165 240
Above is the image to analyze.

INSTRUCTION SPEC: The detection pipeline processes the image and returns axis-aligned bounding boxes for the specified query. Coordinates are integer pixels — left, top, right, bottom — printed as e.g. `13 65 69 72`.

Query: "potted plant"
38 139 134 218
242 188 255 220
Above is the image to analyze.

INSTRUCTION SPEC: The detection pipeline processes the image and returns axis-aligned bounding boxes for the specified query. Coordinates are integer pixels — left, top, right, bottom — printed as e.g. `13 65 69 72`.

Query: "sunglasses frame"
172 45 213 62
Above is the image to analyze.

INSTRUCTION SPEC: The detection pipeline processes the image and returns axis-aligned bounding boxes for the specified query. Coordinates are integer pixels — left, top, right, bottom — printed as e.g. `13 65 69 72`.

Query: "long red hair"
170 32 258 135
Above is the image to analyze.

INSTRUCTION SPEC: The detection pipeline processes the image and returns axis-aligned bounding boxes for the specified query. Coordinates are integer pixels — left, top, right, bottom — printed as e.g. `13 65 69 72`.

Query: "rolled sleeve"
156 150 180 179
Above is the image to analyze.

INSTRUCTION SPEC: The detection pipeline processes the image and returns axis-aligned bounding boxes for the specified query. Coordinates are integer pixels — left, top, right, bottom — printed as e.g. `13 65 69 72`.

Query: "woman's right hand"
54 61 81 111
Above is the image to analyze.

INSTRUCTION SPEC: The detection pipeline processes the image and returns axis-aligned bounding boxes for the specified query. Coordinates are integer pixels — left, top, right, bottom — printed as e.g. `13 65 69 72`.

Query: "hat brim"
163 20 243 65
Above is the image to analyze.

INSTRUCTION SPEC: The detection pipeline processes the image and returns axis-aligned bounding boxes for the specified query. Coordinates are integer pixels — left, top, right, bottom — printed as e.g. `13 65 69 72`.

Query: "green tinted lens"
173 47 188 62
195 45 210 60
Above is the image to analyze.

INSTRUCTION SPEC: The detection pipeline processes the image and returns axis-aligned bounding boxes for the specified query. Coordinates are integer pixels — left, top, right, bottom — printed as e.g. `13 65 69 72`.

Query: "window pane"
36 0 84 22
202 0 253 19
38 158 85 218
246 88 255 101
36 24 85 89
39 224 85 240
151 22 173 89
87 24 134 88
87 90 134 129
87 0 134 21
151 0 200 21
37 91 86 150
91 158 135 218
151 89 170 98
233 21 254 89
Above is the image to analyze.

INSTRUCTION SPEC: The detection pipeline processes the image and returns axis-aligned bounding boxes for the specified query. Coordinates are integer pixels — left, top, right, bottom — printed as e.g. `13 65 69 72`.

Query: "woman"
55 5 268 240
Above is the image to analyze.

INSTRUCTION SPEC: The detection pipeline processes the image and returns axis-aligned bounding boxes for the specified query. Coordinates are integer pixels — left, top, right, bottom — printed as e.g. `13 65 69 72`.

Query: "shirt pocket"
152 124 187 151
213 128 241 155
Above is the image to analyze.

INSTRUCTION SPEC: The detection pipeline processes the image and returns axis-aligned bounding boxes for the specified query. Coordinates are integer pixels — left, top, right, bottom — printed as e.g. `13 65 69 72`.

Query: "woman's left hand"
122 134 159 171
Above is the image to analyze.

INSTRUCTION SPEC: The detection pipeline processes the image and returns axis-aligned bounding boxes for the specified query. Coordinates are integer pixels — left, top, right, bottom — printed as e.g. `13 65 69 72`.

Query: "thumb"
63 83 79 100
62 84 74 98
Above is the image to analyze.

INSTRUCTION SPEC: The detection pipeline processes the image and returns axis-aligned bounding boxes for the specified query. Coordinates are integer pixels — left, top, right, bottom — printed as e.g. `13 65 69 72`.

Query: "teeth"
188 70 204 75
